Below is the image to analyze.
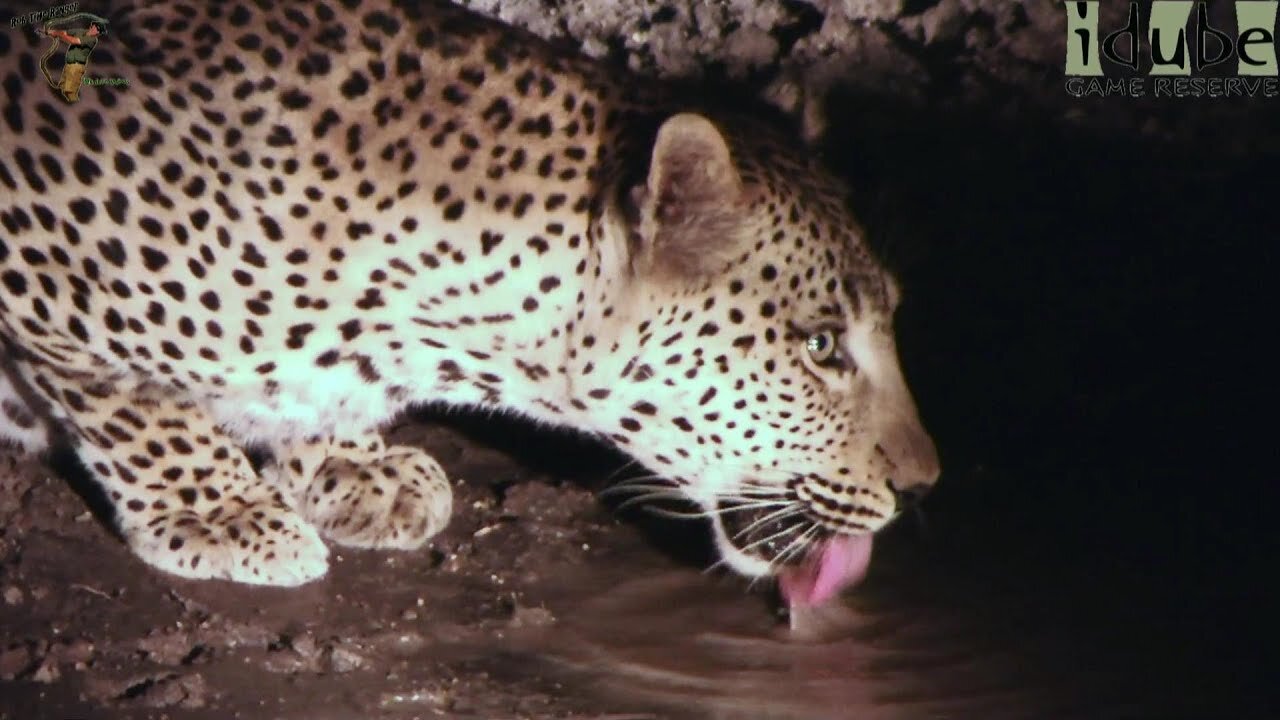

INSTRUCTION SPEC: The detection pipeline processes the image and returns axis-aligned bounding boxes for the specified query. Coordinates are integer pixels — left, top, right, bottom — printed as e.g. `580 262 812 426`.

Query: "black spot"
339 319 362 340
67 316 90 342
138 216 164 238
259 215 283 241
355 288 384 310
1 270 27 296
160 281 185 301
354 354 381 382
315 349 340 367
281 88 312 109
113 151 136 177
298 52 333 78
97 237 127 267
479 231 504 255
145 302 166 325
199 290 220 311
70 152 101 184
517 114 553 138
104 190 129 224
340 71 370 99
442 84 469 105
240 243 267 268
267 124 296 147
140 246 169 271
103 307 125 332
363 9 401 35
19 247 46 265
395 52 421 76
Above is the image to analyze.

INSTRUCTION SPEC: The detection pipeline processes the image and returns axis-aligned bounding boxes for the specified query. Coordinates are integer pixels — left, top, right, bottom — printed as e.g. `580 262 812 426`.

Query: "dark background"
836 96 1278 717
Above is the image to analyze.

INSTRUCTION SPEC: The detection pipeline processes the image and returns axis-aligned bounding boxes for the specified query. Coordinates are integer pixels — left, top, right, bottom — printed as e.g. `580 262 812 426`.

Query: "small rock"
508 605 555 629
371 630 427 657
194 616 273 651
49 638 95 665
261 651 312 675
138 673 208 709
30 658 60 684
0 645 33 680
378 688 450 710
290 634 318 660
263 633 322 674
325 643 367 674
919 0 967 45
137 631 194 666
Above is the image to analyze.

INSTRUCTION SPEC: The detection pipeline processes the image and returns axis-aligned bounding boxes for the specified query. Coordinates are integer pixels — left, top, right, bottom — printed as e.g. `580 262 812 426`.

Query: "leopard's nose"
883 417 940 509
890 481 930 513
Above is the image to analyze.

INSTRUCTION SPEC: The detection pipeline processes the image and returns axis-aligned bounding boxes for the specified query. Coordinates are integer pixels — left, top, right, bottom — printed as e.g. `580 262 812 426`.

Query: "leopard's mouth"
714 499 874 608
716 498 816 566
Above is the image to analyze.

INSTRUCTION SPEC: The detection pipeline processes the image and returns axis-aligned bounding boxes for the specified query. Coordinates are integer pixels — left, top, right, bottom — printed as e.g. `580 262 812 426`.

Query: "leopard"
0 0 939 604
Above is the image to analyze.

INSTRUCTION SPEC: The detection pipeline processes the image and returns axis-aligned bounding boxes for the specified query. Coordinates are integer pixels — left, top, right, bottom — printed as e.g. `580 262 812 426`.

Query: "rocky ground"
0 415 717 719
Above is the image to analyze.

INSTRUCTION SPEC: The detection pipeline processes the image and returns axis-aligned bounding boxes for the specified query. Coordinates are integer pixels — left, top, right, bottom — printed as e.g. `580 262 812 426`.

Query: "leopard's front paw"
125 495 329 586
271 441 453 550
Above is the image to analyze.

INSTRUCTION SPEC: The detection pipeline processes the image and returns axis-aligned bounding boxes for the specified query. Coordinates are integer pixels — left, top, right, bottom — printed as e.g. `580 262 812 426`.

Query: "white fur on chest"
203 303 577 445
205 365 405 444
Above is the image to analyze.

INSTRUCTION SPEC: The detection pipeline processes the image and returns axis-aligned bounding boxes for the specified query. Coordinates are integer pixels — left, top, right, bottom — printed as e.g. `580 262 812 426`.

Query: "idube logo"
1064 1 1279 98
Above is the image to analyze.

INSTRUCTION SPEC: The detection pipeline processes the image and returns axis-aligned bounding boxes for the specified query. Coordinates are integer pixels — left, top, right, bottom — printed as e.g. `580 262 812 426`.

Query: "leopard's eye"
805 330 841 367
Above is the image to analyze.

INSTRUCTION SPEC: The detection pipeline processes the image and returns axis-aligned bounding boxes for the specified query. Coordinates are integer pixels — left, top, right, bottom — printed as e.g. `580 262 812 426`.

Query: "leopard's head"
573 113 940 604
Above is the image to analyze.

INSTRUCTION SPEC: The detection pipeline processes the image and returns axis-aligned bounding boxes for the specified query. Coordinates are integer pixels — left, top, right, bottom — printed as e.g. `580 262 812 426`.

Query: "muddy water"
502 554 1265 719
496 483 1271 720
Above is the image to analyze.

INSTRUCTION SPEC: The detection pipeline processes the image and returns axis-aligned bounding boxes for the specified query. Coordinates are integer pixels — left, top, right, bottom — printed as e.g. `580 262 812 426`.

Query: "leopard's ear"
634 113 744 278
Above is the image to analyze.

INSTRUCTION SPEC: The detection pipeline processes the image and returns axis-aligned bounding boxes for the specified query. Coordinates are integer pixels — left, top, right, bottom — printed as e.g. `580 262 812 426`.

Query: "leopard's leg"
20 365 328 586
264 432 452 550
0 363 49 453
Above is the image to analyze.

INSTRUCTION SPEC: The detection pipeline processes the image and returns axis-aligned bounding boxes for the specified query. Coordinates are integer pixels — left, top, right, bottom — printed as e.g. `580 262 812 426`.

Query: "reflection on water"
504 514 1269 720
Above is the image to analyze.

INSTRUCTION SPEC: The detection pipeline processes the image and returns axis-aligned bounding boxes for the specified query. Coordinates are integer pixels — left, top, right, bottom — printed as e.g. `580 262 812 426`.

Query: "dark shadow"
45 442 121 538
409 405 719 570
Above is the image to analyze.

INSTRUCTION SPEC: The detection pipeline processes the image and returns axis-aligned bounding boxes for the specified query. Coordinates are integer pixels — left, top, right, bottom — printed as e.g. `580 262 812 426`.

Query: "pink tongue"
778 534 873 608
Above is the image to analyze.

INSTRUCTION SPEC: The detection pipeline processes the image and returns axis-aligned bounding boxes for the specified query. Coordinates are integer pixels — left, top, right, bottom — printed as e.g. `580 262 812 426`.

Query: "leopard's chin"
710 505 875 607
709 514 775 578
711 496 818 570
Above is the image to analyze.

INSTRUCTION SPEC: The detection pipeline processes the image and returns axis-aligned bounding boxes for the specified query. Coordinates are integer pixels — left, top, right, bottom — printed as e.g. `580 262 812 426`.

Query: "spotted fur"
0 0 938 585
